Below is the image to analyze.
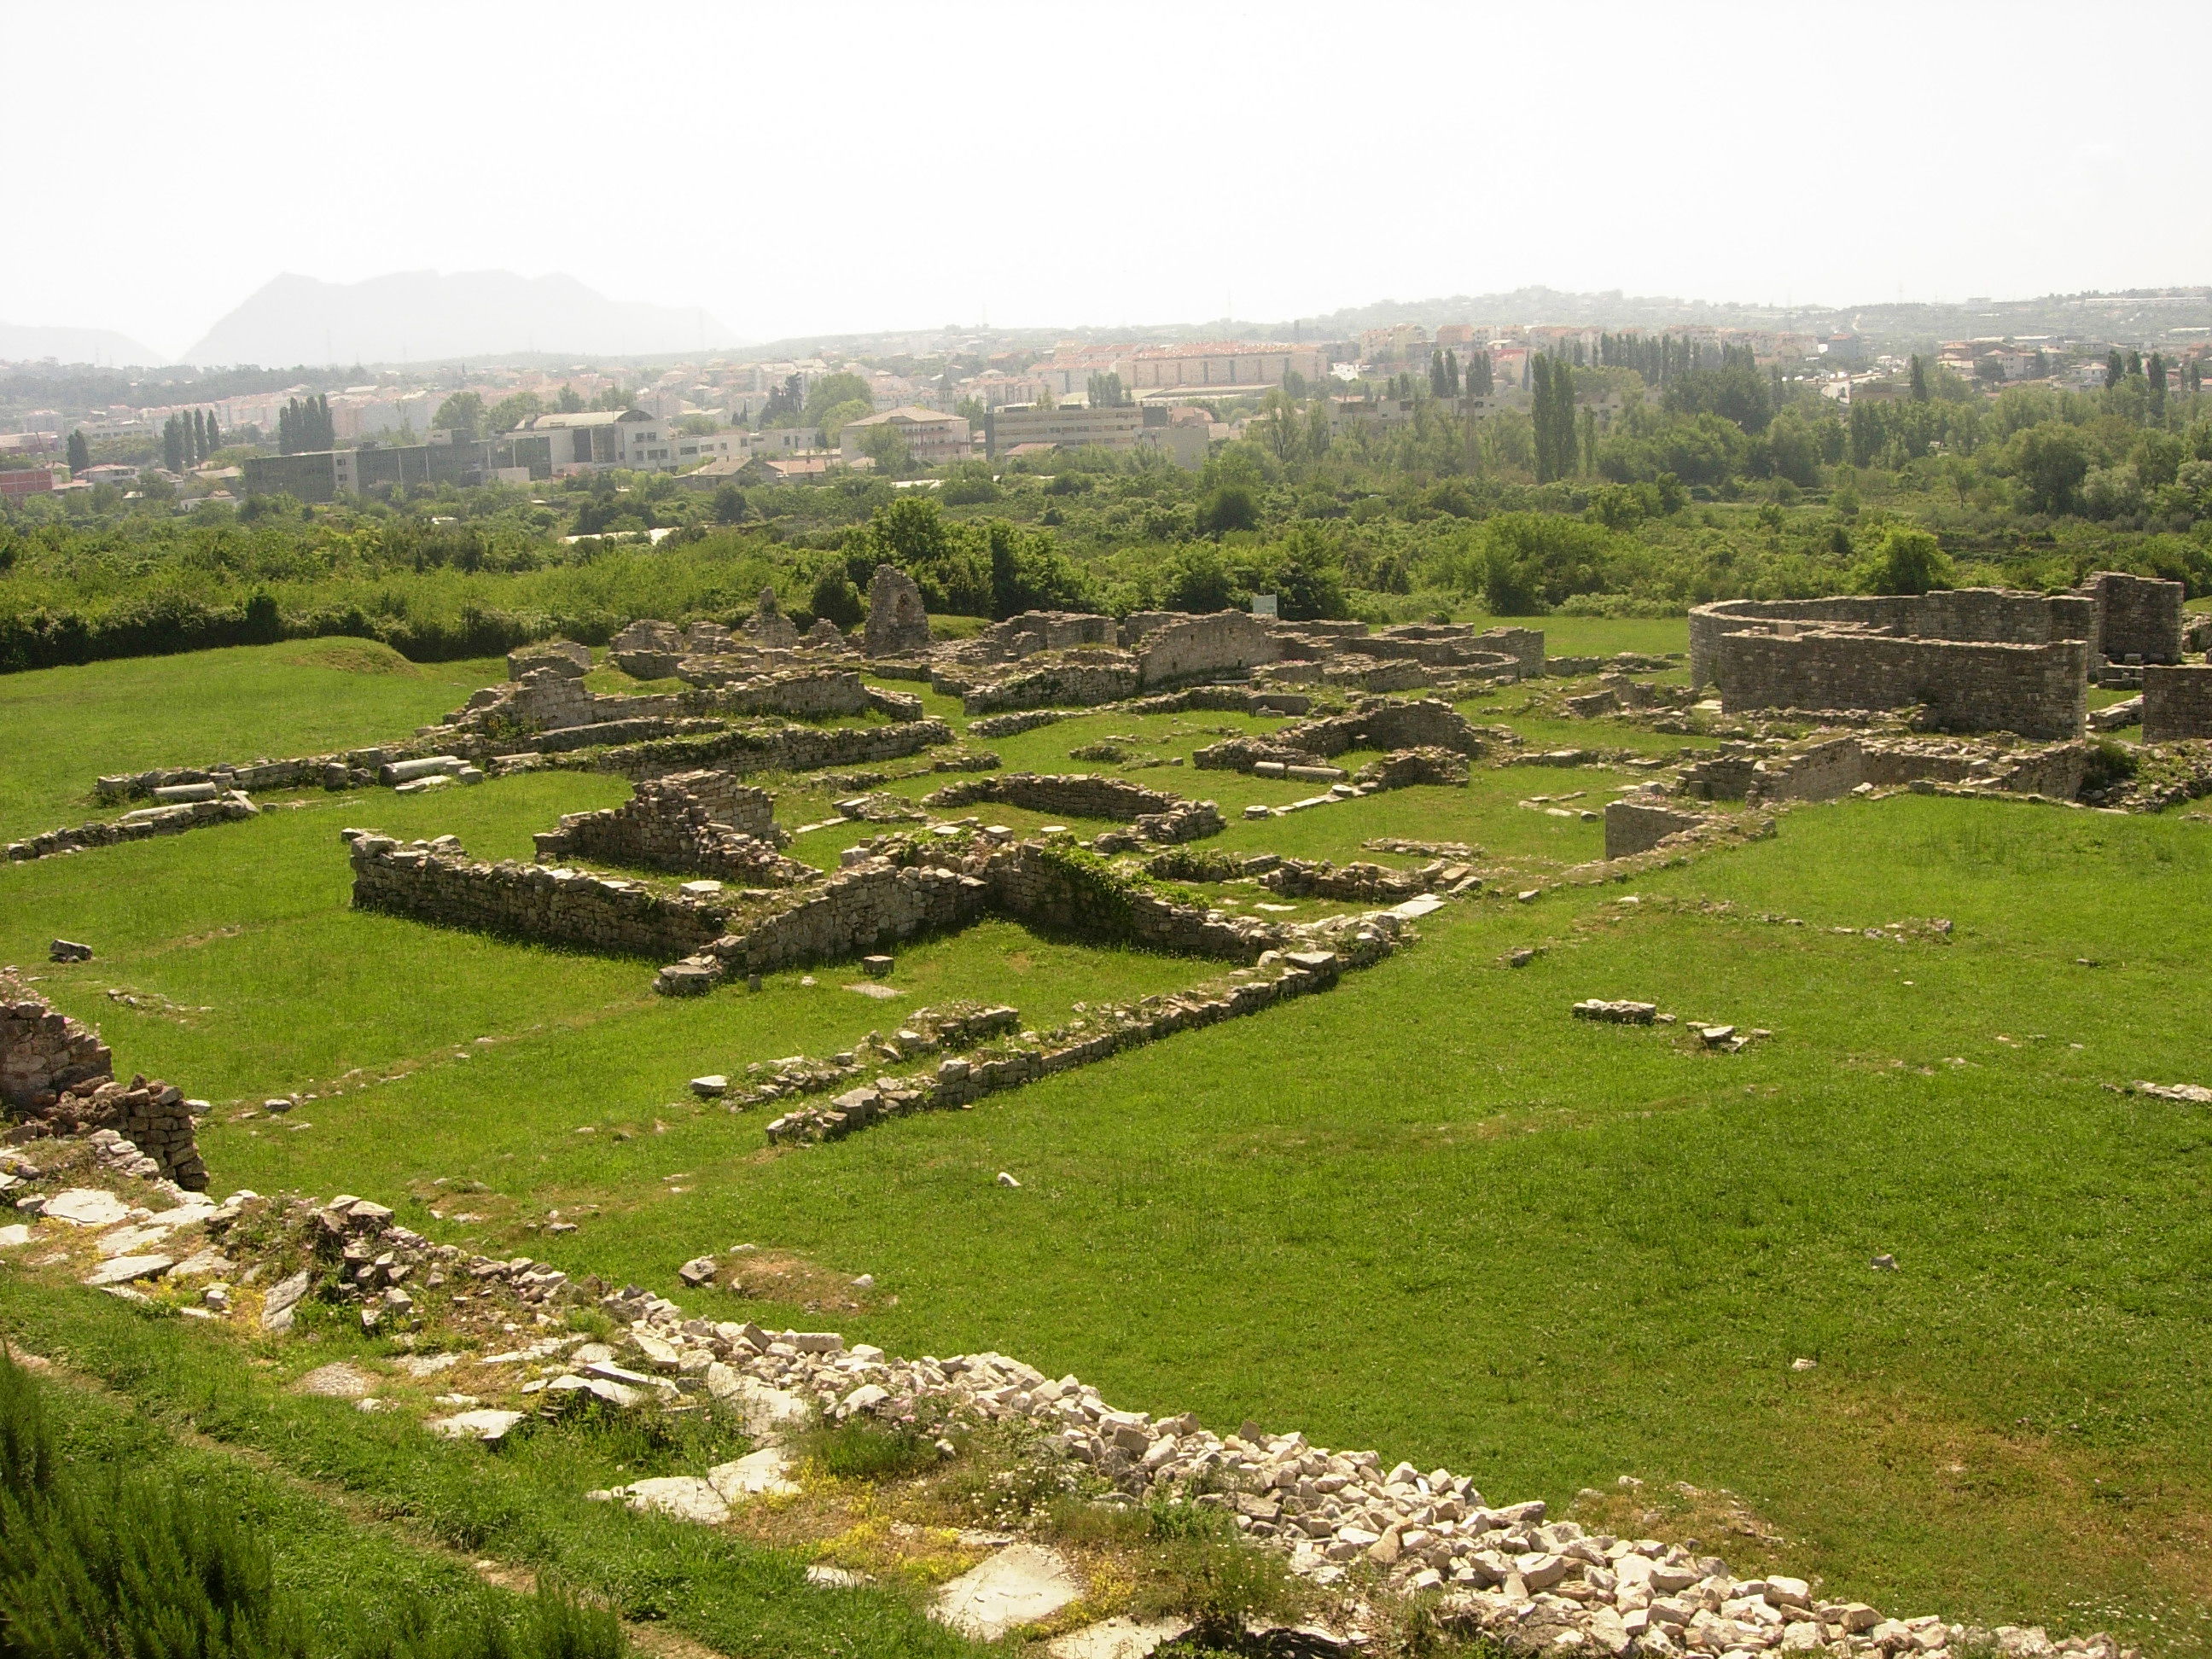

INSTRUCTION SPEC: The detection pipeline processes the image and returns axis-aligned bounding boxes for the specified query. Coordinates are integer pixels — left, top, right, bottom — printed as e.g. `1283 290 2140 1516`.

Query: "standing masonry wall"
2081 571 2185 663
703 864 986 976
347 833 730 959
531 772 811 885
923 772 1185 822
1690 590 2097 687
2143 664 2212 742
0 971 207 1189
1714 633 2087 739
591 717 952 780
1132 612 1281 685
1604 800 1706 859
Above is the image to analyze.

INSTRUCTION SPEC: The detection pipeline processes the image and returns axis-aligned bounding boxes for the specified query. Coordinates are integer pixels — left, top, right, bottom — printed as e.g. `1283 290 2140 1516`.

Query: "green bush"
0 1359 623 1659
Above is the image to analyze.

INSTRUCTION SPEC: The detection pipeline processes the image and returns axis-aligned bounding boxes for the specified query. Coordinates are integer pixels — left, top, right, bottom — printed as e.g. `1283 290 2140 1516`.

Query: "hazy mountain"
182 271 738 367
0 322 164 366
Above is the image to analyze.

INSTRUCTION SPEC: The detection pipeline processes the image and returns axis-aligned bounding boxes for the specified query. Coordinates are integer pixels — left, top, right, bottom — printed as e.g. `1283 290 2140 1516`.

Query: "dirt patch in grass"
720 1249 878 1314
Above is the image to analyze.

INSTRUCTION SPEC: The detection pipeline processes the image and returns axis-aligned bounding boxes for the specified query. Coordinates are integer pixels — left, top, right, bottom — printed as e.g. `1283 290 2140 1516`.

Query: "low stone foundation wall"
1739 735 2092 802
1604 800 1708 859
0 970 207 1188
347 831 731 960
2143 664 2212 743
694 863 987 981
1195 699 1487 771
760 928 1396 1147
585 717 953 780
9 792 256 863
923 771 1185 822
953 654 1144 714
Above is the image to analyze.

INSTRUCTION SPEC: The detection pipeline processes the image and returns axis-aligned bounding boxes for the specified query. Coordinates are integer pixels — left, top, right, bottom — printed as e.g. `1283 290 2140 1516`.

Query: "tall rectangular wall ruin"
1714 632 2087 739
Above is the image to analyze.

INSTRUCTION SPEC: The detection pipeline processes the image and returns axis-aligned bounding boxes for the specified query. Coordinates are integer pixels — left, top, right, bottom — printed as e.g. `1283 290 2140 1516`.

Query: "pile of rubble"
533 770 814 888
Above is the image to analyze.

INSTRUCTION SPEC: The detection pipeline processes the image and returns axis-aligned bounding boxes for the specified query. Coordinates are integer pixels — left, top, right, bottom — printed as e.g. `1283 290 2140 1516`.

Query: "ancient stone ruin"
922 772 1225 845
0 969 208 1189
2142 664 2212 742
9 789 256 864
1690 575 2185 740
1195 698 1492 772
532 770 814 887
864 564 934 658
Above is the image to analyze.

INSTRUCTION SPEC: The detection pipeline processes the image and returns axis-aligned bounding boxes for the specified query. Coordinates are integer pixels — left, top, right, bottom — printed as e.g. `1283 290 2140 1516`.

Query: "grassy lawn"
0 637 503 841
2 632 2209 1653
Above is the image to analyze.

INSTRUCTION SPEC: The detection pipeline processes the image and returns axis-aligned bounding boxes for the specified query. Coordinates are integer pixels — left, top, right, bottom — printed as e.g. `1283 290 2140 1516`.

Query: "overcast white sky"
6 0 2208 358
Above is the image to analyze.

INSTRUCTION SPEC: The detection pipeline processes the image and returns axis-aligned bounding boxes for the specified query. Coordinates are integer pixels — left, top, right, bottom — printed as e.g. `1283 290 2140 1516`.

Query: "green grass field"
2 635 2208 1653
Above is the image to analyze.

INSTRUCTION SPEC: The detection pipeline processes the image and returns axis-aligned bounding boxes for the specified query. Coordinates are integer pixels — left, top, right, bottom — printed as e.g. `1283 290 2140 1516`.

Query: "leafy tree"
1861 526 1953 594
1468 350 1493 395
940 460 1000 505
2105 350 2124 389
556 383 585 413
1162 543 1238 610
810 561 864 627
2013 422 2091 515
1266 526 1348 620
434 392 485 439
854 419 911 474
760 373 805 426
1086 370 1129 407
817 399 874 446
804 372 874 426
710 484 748 524
1196 481 1260 536
593 384 635 411
66 429 89 473
489 391 544 433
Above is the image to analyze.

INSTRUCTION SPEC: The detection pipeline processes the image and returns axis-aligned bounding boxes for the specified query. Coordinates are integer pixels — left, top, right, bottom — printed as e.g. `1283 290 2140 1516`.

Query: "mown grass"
0 637 504 841
3 630 2211 1653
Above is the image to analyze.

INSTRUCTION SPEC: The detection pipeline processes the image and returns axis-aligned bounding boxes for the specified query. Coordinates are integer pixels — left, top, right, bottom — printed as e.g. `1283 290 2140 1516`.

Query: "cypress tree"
67 429 90 473
163 416 183 474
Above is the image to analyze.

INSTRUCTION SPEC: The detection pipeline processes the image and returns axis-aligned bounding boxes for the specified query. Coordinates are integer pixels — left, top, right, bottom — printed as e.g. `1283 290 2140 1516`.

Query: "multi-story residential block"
838 405 972 467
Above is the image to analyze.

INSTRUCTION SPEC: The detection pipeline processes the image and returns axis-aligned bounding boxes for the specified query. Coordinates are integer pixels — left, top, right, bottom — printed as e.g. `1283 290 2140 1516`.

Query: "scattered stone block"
1572 999 1657 1025
931 1544 1082 1640
48 940 92 963
428 1408 526 1444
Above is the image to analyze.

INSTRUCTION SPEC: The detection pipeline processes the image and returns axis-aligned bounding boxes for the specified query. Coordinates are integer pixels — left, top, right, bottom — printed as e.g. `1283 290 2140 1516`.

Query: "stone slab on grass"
82 1253 172 1287
932 1543 1081 1640
292 1361 376 1398
1047 1617 1192 1659
708 1446 799 1500
44 1189 131 1227
428 1408 525 1444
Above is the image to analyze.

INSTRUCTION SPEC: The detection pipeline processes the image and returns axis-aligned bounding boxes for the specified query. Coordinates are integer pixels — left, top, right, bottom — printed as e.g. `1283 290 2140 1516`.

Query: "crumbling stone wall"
1195 698 1488 771
1716 632 2087 739
864 564 933 658
1322 655 1432 692
9 792 256 863
0 971 207 1189
347 832 731 960
591 717 953 780
2079 571 2185 663
701 863 986 979
957 653 1142 714
1748 736 1866 801
980 843 1280 959
506 640 591 679
1131 611 1279 685
1604 800 1707 859
1 976 112 1108
1690 590 2097 687
688 669 899 722
533 771 811 886
924 771 1186 822
972 611 1116 661
2143 664 2212 742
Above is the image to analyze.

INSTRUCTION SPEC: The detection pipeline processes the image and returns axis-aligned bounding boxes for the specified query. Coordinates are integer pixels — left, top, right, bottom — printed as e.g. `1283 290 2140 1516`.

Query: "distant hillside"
0 323 164 367
183 271 739 367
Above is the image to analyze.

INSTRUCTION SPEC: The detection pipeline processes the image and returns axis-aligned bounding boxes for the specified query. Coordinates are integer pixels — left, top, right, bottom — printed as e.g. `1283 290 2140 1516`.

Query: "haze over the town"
6 0 2209 362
